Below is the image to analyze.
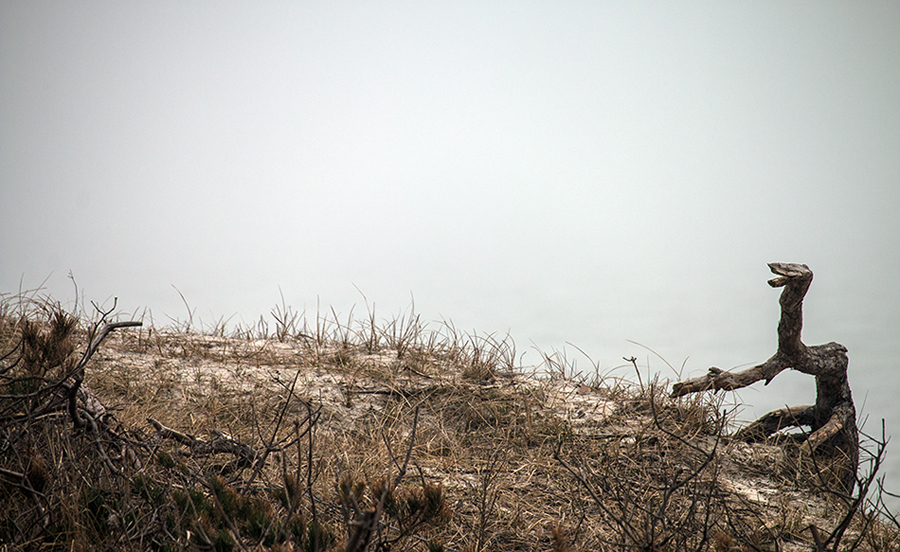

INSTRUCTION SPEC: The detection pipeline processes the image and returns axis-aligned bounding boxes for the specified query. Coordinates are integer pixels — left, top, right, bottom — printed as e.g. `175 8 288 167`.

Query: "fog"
2 1 899 490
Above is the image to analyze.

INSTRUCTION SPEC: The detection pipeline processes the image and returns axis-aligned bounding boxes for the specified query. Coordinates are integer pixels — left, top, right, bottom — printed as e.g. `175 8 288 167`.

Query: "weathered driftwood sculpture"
671 263 858 492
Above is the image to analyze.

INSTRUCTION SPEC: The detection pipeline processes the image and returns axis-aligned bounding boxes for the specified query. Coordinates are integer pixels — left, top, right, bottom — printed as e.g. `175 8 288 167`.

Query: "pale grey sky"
2 1 898 346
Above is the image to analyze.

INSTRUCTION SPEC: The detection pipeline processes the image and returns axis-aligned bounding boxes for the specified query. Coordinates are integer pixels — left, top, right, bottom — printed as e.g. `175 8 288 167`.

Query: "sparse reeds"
1 289 899 551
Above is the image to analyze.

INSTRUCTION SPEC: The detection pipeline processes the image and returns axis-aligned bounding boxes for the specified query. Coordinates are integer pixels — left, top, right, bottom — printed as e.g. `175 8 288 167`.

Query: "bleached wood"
671 263 858 491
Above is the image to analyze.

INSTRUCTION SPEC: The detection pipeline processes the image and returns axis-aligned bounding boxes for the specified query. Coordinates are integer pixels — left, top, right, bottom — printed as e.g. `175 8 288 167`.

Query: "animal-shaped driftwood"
671 263 858 492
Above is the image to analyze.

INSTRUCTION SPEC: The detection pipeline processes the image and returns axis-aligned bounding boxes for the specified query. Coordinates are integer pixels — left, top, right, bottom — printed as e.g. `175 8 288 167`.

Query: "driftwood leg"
671 263 858 492
734 405 816 443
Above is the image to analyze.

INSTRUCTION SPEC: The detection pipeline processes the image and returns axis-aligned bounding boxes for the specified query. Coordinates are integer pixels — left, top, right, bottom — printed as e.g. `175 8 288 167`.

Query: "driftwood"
671 263 858 492
148 417 260 468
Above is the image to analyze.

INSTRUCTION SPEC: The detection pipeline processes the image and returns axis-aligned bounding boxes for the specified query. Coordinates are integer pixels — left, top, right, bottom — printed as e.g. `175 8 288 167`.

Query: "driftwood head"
766 262 812 288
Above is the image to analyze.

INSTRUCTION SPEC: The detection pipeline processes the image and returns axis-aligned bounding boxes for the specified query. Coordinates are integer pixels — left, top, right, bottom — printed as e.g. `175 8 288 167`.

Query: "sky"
2 2 898 369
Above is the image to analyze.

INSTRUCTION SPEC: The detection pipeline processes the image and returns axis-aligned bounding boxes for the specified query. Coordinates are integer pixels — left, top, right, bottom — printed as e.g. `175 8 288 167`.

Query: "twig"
68 320 141 428
243 369 303 492
345 407 420 552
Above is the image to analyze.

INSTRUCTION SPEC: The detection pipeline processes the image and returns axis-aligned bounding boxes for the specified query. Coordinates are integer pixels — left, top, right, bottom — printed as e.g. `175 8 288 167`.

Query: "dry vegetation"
1 291 899 551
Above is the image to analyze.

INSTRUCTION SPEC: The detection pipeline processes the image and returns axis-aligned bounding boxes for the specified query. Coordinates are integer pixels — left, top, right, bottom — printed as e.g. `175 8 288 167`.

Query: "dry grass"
1 291 899 551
